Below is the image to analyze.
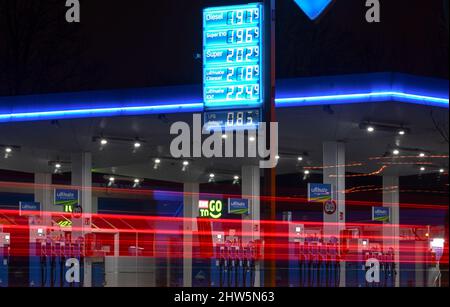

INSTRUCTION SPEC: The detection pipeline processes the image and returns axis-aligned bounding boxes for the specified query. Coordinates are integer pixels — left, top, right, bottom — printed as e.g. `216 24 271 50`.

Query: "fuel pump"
234 241 243 287
318 243 327 287
0 232 10 287
74 237 84 287
327 241 340 287
247 240 257 287
385 247 396 287
309 242 319 287
229 240 237 287
289 224 304 287
29 225 46 287
302 242 311 287
297 242 305 287
211 233 224 287
48 237 56 287
242 243 250 287
39 237 51 287
217 241 226 287
224 240 232 287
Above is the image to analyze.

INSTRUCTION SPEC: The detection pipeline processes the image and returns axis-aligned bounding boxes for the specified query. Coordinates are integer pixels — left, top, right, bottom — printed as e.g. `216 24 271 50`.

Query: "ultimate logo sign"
54 189 79 213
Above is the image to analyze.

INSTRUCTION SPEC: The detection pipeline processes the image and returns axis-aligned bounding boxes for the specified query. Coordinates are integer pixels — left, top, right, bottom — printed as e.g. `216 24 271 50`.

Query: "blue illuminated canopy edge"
0 73 448 123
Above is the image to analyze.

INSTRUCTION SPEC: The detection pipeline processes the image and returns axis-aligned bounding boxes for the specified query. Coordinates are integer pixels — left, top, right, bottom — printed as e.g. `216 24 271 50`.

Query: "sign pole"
262 0 276 287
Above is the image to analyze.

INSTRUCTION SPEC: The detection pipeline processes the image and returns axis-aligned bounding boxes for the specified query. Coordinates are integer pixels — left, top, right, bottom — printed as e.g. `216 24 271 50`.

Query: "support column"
34 173 54 226
71 152 92 287
323 141 346 287
242 165 261 287
382 176 400 287
183 182 199 287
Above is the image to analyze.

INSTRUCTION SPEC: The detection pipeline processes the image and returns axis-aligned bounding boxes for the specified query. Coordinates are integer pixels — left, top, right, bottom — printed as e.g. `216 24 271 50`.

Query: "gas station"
0 1 448 288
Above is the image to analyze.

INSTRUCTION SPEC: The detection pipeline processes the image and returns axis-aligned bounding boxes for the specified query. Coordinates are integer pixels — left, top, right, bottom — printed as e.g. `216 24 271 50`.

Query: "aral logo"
199 200 223 219
293 0 381 23
293 0 334 20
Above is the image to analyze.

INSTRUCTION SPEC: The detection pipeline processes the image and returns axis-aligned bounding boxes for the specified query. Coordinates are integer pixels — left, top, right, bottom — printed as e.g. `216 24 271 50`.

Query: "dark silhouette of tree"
0 0 100 96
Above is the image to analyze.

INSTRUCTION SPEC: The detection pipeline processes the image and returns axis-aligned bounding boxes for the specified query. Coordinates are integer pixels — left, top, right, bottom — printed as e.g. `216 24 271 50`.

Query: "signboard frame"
308 183 333 202
228 198 250 215
203 3 266 130
54 189 79 213
19 201 41 216
372 207 391 222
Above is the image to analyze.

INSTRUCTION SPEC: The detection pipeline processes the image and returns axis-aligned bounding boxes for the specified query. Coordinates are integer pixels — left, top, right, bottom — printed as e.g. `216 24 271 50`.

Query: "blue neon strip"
275 92 450 108
0 103 204 123
0 91 447 123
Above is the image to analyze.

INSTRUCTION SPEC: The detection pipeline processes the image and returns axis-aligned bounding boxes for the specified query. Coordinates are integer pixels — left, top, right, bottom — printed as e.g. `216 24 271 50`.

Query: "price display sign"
203 3 264 130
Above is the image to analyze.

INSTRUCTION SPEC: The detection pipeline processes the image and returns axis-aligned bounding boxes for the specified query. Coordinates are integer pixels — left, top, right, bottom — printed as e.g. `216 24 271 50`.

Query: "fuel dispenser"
0 232 10 287
342 229 397 288
30 227 85 287
293 229 341 287
211 230 259 288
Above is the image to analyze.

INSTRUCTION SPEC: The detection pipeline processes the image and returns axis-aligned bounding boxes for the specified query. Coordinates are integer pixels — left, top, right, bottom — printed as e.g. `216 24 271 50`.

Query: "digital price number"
204 109 261 131
203 3 264 110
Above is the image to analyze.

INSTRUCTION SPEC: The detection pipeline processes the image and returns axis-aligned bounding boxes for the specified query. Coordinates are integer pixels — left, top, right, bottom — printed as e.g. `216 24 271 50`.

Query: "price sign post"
203 3 265 130
203 1 276 287
261 0 277 288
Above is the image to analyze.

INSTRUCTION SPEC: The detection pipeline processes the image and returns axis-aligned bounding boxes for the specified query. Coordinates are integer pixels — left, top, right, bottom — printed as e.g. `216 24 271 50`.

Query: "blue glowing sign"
372 207 391 222
293 0 333 20
228 198 250 215
204 109 260 131
19 201 41 216
203 3 264 111
308 183 333 202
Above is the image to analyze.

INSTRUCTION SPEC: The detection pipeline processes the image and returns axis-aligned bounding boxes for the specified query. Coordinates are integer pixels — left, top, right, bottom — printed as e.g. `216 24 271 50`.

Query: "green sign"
199 200 223 219
57 220 72 228
63 203 73 213
54 189 79 208
372 207 390 222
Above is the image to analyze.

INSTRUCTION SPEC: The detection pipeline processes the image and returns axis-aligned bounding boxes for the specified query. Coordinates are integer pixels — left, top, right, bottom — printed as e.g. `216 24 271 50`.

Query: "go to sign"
199 200 223 219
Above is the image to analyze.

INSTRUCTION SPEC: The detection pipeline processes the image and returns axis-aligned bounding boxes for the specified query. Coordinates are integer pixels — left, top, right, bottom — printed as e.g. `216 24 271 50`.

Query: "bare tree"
0 0 99 96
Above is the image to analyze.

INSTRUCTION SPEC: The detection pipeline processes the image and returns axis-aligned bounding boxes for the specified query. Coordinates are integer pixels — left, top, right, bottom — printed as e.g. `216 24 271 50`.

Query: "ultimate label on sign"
203 3 264 130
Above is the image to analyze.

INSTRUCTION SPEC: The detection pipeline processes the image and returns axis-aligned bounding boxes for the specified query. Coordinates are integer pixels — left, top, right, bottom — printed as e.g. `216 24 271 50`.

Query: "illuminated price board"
203 3 264 116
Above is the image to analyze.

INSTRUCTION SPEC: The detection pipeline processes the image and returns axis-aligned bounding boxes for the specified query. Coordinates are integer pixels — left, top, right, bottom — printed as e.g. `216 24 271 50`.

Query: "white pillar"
91 196 98 214
34 173 54 226
323 141 346 287
242 165 261 287
71 152 92 287
382 176 400 287
183 182 199 287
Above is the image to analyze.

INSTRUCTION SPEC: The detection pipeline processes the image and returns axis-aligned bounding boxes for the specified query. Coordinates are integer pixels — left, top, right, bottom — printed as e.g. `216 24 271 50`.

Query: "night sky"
0 0 448 96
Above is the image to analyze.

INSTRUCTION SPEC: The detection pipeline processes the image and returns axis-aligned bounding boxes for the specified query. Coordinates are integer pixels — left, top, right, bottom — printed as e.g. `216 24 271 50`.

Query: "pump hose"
51 256 56 287
338 259 341 287
243 265 247 287
40 256 47 287
60 256 65 287
219 263 223 287
235 264 238 287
